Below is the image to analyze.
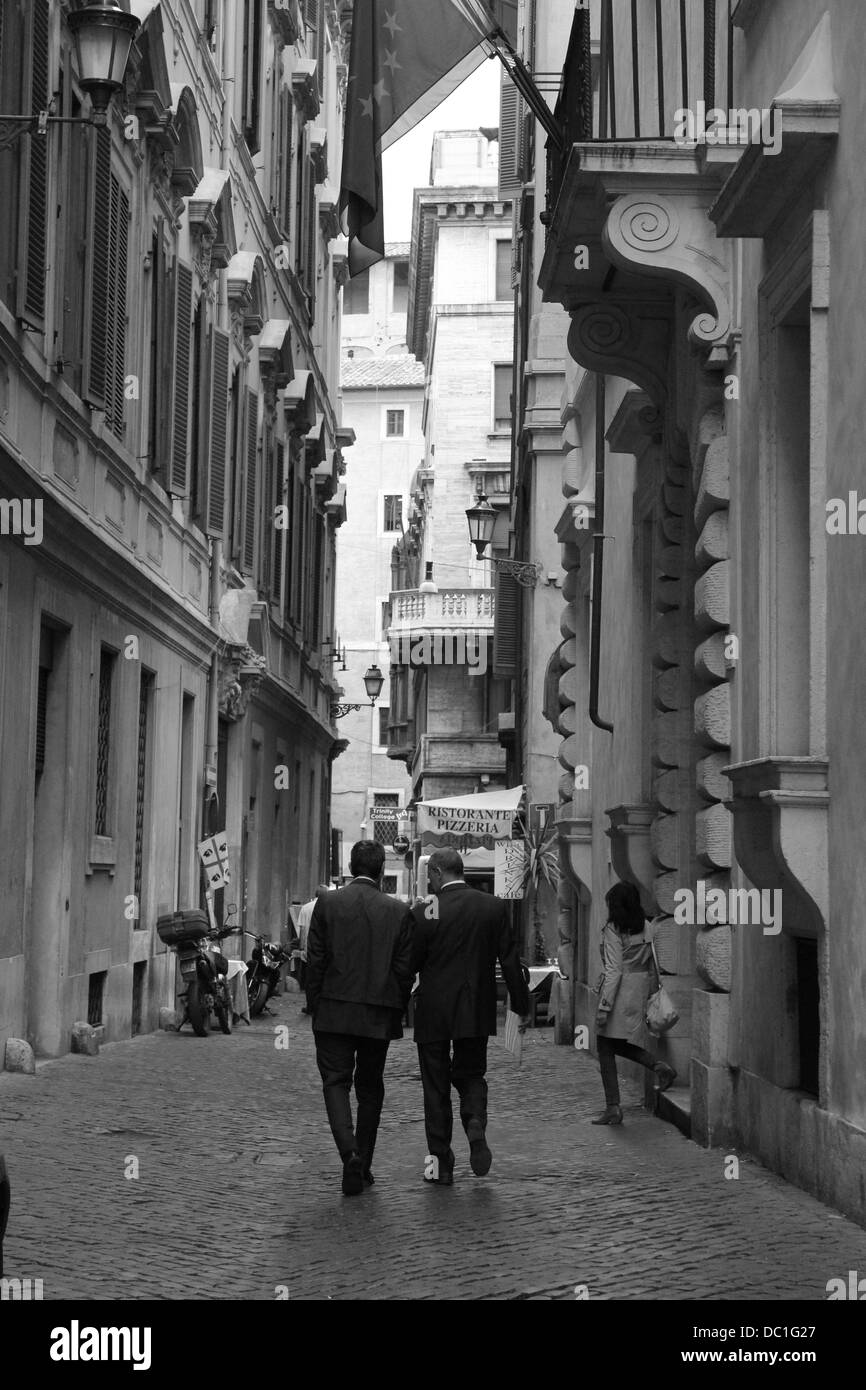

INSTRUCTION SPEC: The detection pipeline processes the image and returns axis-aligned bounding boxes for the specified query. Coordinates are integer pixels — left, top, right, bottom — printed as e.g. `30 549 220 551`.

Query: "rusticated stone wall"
692 406 733 993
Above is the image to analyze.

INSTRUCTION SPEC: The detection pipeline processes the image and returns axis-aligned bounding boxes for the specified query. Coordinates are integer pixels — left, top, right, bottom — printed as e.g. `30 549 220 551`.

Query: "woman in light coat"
592 881 676 1124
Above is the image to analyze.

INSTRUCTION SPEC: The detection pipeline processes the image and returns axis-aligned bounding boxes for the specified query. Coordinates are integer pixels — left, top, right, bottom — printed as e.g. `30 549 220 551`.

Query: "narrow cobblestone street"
2 988 864 1302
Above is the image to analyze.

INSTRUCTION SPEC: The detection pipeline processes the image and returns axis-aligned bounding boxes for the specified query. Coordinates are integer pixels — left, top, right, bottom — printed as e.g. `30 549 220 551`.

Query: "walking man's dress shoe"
341 1151 364 1196
591 1105 623 1125
424 1151 454 1185
363 1170 374 1186
466 1119 492 1176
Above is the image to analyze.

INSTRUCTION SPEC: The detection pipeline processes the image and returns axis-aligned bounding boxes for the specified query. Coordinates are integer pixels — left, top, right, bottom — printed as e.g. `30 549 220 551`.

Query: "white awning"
418 785 524 844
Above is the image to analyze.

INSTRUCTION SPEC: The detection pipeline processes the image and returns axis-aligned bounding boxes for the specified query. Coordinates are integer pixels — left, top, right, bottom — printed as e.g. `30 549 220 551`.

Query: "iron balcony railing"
548 0 737 214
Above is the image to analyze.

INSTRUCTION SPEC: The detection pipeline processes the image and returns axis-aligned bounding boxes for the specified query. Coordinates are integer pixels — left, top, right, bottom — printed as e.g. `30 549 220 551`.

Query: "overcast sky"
381 57 502 242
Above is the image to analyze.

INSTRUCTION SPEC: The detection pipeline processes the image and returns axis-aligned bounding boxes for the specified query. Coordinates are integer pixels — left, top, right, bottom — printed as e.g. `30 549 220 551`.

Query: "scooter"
245 932 292 1017
157 907 240 1036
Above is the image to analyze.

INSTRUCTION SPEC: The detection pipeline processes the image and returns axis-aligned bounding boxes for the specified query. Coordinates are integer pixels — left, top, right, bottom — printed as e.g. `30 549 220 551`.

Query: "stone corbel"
309 127 329 184
292 59 321 121
268 0 301 47
218 644 267 722
605 804 658 915
557 815 592 901
318 186 340 242
567 302 672 409
603 193 733 366
189 171 236 272
722 756 829 937
332 244 350 288
258 319 294 406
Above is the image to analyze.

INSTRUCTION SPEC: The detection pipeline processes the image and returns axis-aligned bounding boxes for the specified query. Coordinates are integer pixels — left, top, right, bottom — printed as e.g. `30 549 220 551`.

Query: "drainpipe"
589 373 613 733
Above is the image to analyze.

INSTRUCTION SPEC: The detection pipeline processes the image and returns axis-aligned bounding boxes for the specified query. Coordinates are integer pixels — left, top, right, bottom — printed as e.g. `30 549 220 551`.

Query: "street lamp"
0 2 140 149
68 2 141 119
331 664 385 720
465 492 543 588
466 492 498 558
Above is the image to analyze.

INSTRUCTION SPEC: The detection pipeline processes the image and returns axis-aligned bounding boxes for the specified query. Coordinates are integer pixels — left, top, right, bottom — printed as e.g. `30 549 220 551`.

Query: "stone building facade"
533 0 866 1223
331 250 422 894
386 131 513 853
0 0 353 1058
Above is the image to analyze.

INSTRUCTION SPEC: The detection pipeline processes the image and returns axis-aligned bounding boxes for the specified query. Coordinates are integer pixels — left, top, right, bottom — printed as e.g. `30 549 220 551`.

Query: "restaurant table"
525 965 564 1026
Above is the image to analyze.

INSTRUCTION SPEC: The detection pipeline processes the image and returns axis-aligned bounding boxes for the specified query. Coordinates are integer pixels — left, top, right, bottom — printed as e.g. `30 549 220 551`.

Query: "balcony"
539 2 746 396
387 587 494 658
546 0 737 217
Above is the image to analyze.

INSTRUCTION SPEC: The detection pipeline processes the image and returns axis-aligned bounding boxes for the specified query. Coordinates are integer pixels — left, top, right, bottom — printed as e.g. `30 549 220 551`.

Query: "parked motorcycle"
245 932 292 1017
157 908 240 1036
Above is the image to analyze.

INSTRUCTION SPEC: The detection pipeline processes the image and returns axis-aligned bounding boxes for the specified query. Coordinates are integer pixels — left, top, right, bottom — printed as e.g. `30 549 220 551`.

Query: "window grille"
132 962 146 1036
372 793 400 846
88 971 106 1028
94 649 114 835
133 672 152 918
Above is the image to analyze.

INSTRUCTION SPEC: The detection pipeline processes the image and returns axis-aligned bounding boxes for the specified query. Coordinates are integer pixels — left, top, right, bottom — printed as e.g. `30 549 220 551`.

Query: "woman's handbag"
645 938 679 1035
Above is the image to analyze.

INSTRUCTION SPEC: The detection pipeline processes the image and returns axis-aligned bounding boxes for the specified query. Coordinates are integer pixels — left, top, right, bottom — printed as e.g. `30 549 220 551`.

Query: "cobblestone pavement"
2 989 865 1301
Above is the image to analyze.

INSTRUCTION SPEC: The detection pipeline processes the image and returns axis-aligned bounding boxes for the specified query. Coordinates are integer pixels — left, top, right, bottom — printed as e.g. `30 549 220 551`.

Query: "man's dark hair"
605 881 647 935
428 848 463 878
350 841 386 880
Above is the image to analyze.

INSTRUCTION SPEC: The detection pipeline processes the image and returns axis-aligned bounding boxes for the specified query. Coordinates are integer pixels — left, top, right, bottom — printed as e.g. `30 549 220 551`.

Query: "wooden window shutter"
85 126 112 411
498 70 522 198
106 175 130 438
171 261 194 495
492 567 520 679
316 0 325 98
304 151 317 317
273 440 285 609
261 422 273 593
85 128 128 438
206 326 231 536
281 90 293 236
242 386 258 573
17 0 50 330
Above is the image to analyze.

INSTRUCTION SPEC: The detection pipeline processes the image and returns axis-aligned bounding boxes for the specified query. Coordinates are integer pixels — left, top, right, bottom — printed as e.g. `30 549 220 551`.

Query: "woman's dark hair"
605 881 647 935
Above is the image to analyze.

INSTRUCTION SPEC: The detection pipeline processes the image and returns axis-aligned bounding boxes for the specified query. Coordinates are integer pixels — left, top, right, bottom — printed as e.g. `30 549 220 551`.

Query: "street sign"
393 835 410 855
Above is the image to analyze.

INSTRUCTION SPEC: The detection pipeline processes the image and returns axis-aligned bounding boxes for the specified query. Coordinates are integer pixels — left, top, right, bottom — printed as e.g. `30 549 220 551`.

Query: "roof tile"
341 355 426 389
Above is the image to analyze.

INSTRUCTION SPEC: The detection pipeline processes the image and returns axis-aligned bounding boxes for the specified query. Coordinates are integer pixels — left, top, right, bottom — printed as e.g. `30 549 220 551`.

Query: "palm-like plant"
520 823 561 963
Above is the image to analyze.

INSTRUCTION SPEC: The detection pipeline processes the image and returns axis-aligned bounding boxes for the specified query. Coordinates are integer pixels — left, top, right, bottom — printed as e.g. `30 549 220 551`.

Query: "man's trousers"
314 1032 389 1167
416 1037 488 1163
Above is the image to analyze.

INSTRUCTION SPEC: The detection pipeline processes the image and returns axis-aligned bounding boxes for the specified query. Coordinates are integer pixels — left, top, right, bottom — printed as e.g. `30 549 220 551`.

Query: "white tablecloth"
528 965 562 992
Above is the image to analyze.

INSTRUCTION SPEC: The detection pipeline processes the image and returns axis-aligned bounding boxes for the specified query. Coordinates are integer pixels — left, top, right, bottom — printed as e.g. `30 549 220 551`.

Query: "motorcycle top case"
156 909 210 948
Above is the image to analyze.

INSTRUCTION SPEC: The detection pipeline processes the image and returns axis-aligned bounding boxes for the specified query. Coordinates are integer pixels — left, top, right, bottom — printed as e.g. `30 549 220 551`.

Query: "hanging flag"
339 0 498 275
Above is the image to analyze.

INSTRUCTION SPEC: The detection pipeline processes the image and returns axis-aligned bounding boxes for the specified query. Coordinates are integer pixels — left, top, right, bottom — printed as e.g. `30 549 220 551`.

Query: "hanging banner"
198 833 231 889
494 840 525 898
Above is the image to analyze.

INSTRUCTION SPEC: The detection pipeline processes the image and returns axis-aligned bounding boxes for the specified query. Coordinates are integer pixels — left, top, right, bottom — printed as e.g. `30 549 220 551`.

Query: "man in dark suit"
412 848 530 1184
306 841 414 1196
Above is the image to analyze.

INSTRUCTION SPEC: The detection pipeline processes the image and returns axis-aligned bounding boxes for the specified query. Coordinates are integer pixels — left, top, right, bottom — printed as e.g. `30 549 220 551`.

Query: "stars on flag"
383 10 402 40
383 48 402 75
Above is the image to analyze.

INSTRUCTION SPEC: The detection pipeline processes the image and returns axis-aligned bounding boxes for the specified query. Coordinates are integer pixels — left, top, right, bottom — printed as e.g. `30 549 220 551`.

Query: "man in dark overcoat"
306 841 414 1195
411 848 530 1184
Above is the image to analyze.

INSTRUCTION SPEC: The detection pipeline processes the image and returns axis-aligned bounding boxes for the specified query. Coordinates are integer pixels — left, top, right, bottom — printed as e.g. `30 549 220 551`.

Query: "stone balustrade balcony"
387 587 494 654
